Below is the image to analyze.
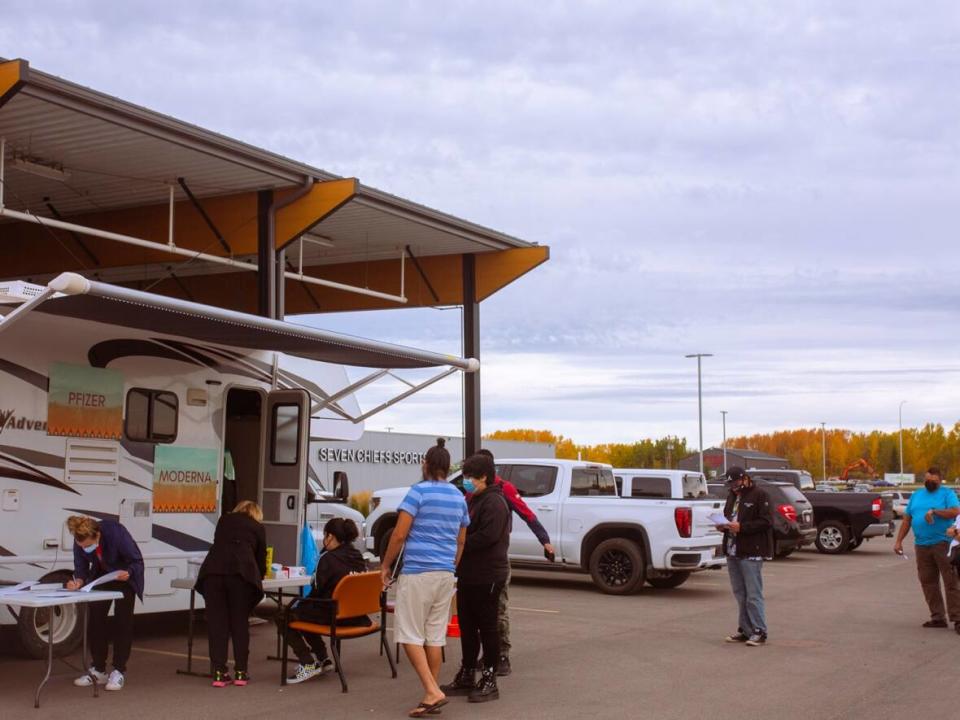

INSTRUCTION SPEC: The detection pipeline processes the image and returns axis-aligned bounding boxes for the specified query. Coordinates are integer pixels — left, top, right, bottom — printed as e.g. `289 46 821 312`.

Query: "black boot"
440 666 476 696
468 667 499 703
496 654 511 677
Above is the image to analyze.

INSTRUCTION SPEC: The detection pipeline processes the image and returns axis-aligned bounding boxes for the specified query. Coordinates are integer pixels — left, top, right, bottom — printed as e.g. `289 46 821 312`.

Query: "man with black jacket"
716 467 773 646
442 453 511 703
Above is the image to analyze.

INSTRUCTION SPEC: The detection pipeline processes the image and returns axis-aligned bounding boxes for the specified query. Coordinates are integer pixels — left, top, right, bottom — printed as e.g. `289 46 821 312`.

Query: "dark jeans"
278 599 371 665
89 580 136 674
457 581 504 671
203 574 258 672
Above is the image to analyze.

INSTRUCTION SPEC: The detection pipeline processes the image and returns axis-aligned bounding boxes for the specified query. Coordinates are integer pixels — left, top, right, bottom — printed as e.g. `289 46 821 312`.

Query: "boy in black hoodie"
441 453 511 703
282 518 370 684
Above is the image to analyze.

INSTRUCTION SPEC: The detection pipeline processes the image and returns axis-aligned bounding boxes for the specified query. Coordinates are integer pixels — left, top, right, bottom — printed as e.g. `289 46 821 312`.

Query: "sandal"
408 698 447 717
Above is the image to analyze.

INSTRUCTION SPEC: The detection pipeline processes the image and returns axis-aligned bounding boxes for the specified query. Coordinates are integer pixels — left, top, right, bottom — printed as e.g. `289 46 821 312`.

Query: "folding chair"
281 571 397 693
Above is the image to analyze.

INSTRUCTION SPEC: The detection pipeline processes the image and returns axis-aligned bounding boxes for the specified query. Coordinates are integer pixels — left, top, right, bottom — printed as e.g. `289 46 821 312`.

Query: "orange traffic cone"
447 614 461 638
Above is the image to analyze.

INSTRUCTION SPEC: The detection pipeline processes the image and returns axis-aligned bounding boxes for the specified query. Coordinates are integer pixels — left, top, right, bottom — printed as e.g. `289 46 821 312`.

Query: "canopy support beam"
463 254 481 457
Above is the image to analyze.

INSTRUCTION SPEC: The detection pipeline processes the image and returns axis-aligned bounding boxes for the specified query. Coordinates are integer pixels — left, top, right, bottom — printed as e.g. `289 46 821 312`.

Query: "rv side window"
125 389 178 443
271 404 300 465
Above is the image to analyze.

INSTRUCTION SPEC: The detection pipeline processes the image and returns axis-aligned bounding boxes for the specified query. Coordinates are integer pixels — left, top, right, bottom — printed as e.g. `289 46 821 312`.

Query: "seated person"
281 518 370 684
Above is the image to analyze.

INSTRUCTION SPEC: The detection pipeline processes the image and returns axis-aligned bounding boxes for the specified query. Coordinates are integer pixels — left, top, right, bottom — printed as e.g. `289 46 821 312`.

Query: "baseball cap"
724 466 747 482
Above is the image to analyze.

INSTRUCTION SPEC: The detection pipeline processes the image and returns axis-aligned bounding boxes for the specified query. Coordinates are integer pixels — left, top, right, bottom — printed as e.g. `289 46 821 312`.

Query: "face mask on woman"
462 478 477 494
82 542 98 554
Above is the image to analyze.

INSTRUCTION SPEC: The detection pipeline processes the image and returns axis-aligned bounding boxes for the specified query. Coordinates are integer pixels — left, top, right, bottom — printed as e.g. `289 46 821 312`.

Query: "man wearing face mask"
715 467 772 647
894 467 960 631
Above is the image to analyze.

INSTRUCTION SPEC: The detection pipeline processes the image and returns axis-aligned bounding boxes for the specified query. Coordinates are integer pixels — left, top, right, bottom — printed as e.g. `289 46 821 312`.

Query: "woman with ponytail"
282 517 369 684
380 438 470 717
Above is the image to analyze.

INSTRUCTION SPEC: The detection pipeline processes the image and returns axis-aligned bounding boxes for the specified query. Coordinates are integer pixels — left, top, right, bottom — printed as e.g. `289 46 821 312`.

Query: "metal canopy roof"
0 57 549 312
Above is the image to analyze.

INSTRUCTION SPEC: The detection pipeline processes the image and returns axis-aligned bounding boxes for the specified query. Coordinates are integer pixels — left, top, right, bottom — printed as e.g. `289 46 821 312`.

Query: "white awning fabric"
30 273 479 372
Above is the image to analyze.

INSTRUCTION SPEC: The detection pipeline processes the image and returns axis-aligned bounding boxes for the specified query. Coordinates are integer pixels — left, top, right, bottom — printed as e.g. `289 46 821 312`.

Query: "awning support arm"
0 286 56 335
309 369 391 415
351 368 459 423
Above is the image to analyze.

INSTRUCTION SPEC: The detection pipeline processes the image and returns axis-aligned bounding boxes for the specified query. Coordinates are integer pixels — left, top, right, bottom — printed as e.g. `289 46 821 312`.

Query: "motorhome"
0 272 476 657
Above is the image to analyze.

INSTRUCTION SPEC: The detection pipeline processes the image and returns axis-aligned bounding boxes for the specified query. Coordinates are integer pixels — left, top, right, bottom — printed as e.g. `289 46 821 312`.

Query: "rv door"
260 389 310 567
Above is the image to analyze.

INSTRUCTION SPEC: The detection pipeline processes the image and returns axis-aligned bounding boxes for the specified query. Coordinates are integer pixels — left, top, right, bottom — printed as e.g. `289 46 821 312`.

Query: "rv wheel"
16 571 83 659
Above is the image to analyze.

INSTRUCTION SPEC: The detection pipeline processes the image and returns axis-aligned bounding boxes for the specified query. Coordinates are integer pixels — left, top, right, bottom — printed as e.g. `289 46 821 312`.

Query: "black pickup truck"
747 470 895 555
802 491 894 553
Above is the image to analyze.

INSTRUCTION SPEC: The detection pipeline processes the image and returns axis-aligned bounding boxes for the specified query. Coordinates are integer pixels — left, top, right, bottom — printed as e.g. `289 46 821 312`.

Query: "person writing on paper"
282 517 369 684
196 500 267 687
66 515 144 692
893 467 960 631
714 467 772 647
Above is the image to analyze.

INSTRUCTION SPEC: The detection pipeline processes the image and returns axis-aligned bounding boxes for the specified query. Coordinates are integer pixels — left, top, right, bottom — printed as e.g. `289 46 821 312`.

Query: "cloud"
2 2 959 444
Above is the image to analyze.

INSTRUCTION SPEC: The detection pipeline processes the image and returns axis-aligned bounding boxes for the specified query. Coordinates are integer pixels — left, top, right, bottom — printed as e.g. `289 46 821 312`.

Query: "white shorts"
394 571 456 647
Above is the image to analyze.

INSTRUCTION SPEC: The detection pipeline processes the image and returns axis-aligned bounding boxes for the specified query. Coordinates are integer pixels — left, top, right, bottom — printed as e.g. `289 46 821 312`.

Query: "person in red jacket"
475 449 555 676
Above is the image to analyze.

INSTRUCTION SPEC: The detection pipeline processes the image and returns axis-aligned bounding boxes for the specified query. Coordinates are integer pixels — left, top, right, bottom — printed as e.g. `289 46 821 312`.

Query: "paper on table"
81 570 125 592
33 592 77 599
0 581 39 595
708 512 730 526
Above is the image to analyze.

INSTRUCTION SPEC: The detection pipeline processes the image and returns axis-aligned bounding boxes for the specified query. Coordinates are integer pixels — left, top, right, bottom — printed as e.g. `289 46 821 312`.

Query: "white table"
170 575 312 676
1 588 124 708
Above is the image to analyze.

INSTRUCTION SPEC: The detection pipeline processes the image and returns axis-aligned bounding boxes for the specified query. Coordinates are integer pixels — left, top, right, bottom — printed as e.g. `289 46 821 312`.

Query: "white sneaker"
286 663 322 684
74 667 108 687
105 670 124 691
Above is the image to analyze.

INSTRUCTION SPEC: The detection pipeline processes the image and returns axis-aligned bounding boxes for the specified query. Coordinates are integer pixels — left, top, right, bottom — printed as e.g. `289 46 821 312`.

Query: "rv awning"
21 273 478 372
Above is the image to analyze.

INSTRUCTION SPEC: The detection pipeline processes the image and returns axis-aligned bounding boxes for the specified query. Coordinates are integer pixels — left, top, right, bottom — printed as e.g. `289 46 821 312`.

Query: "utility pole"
898 401 907 476
666 441 674 469
820 422 827 482
720 411 728 474
685 353 713 475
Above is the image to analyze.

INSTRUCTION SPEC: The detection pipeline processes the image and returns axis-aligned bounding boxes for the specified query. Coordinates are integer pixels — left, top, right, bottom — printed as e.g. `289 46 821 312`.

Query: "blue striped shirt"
398 481 470 574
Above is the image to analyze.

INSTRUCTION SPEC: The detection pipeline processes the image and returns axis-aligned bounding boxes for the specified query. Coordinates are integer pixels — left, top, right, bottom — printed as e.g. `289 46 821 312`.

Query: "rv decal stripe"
0 545 15 557
0 445 66 470
88 339 204 370
0 461 81 495
64 508 212 552
0 358 49 392
119 476 152 492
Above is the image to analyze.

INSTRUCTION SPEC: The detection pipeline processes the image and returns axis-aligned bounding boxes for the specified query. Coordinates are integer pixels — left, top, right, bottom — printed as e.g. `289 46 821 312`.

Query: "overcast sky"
3 2 960 447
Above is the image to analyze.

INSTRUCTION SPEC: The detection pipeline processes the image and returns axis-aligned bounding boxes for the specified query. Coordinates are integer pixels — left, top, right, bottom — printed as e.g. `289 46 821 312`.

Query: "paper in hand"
81 570 125 592
708 512 730 526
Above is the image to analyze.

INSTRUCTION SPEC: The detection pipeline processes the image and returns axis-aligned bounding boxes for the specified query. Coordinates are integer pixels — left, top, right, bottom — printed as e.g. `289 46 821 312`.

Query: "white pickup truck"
365 459 724 594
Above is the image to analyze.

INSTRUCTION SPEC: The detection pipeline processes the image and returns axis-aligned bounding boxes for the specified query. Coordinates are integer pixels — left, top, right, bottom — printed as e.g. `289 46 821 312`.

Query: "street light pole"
820 422 827 483
685 353 713 475
720 410 728 474
899 400 907 476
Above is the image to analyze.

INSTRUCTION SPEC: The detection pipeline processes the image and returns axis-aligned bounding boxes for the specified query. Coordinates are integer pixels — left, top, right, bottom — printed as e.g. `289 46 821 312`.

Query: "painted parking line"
509 606 560 614
132 647 208 661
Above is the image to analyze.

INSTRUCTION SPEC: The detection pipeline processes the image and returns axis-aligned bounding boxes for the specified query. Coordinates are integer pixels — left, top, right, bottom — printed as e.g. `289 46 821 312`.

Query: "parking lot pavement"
3 535 957 720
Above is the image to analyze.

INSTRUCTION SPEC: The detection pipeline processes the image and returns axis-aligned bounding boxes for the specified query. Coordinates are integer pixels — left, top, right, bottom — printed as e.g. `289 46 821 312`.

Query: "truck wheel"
589 538 646 595
15 571 83 659
775 547 795 559
646 571 691 589
815 521 851 554
377 527 395 560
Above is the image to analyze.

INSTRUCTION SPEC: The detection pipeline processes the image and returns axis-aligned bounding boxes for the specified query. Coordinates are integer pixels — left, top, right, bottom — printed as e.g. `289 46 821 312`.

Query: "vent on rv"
0 280 47 303
65 439 120 485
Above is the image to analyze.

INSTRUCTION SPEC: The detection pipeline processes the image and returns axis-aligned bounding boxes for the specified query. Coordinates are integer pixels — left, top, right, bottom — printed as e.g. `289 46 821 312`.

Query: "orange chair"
281 571 397 692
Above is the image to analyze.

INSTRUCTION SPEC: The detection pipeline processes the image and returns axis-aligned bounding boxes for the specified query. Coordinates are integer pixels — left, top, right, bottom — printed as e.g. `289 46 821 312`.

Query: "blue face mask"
462 478 476 494
82 543 98 554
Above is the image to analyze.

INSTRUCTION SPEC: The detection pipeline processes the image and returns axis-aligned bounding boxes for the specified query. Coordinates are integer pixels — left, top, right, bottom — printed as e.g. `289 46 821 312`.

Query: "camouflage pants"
497 569 511 656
